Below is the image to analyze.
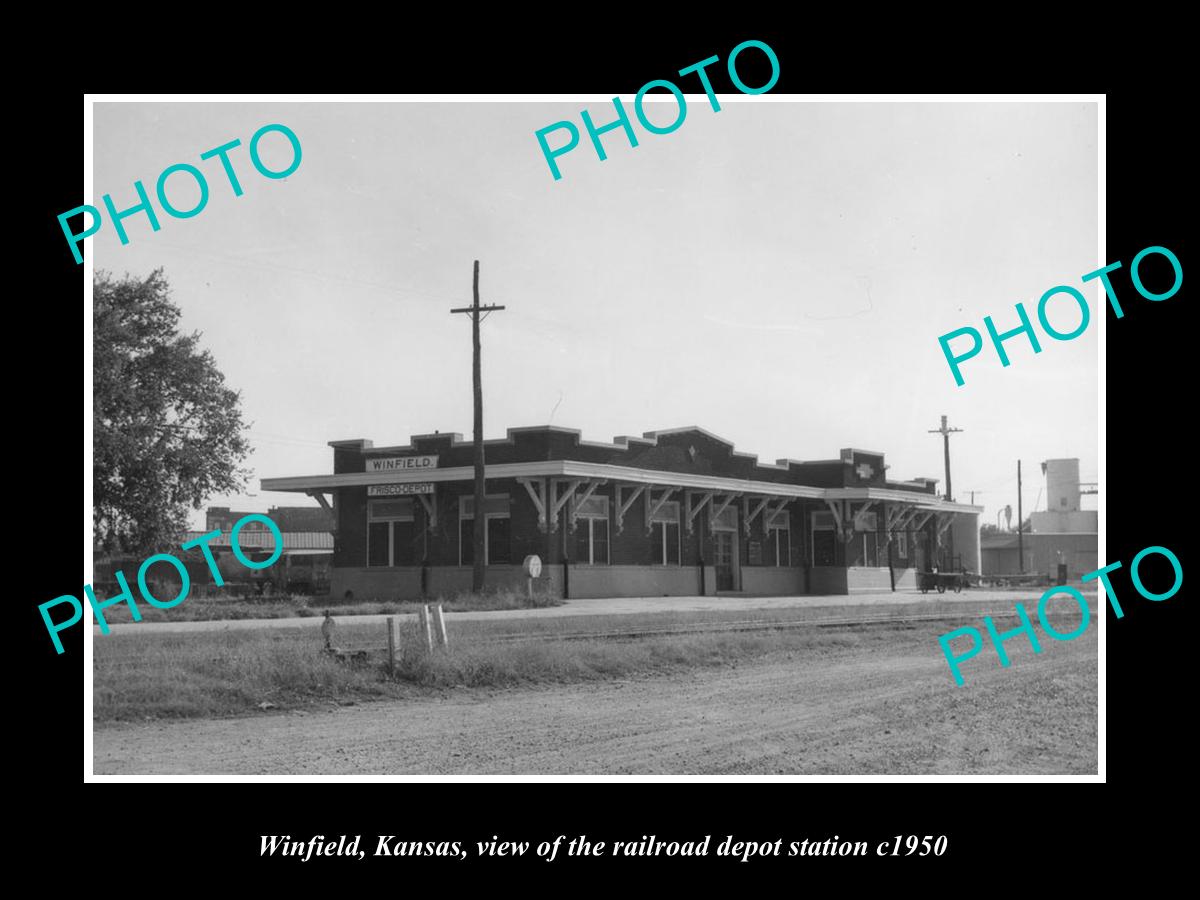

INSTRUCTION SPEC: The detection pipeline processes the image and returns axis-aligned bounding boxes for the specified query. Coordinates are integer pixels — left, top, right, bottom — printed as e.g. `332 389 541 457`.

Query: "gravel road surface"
93 625 1097 775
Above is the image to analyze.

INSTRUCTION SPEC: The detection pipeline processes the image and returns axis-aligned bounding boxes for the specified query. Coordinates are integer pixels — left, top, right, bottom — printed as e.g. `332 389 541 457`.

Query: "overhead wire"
152 239 505 308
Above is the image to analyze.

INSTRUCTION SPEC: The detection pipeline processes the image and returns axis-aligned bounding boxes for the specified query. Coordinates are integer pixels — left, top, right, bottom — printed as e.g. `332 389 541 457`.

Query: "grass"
96 585 563 625
93 621 857 722
92 600 1096 723
388 625 859 689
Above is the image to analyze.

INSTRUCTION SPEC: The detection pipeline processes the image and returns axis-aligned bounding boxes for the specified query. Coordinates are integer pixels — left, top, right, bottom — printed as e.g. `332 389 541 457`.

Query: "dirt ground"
93 623 1097 775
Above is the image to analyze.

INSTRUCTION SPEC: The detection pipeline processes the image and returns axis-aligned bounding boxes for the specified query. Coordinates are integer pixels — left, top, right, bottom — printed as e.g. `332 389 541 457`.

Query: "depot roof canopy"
261 460 980 514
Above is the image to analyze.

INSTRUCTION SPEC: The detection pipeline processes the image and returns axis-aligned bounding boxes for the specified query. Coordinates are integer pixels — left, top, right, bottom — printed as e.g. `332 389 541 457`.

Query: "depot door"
714 531 735 590
813 529 836 566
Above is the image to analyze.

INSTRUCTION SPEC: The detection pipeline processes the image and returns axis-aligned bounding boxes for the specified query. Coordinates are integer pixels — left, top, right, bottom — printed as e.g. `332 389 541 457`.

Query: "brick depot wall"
740 567 805 595
809 567 848 594
425 564 561 596
568 565 709 599
334 487 369 567
331 565 565 602
329 562 726 601
808 565 921 595
950 513 981 574
336 478 554 569
322 431 945 601
328 429 936 571
846 567 917 592
331 567 422 600
334 562 813 601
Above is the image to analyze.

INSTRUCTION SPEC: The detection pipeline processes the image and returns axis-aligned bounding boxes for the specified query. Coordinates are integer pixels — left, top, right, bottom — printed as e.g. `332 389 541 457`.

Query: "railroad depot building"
261 426 982 600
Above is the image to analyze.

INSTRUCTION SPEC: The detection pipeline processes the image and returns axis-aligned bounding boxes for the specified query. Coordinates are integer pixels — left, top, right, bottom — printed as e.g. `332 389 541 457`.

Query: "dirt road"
94 628 1096 775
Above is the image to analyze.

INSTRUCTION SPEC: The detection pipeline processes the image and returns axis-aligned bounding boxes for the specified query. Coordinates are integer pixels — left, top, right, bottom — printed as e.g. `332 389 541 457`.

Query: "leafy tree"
93 269 251 554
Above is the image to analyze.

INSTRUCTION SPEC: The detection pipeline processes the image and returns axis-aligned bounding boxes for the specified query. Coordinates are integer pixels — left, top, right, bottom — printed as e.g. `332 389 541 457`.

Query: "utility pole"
1017 460 1024 574
450 260 506 592
928 415 963 502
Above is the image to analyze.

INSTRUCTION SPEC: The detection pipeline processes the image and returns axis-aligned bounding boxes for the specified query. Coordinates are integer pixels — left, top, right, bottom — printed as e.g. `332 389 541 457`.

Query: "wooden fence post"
386 616 396 674
420 604 434 653
434 603 448 648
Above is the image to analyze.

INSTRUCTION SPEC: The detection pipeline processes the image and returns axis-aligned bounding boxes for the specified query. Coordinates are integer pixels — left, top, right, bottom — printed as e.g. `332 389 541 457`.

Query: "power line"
153 240 487 307
248 429 330 448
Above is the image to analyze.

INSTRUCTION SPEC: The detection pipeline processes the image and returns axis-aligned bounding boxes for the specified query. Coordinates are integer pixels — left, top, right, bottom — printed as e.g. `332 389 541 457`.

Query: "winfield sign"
365 455 438 473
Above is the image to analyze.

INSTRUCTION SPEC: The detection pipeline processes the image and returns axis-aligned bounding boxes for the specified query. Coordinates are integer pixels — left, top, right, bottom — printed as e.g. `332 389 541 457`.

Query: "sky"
92 99 1099 532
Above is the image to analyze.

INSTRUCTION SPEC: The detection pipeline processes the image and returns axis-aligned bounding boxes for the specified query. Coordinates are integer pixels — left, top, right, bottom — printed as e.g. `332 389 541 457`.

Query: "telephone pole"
928 415 963 502
450 260 506 592
1017 460 1024 574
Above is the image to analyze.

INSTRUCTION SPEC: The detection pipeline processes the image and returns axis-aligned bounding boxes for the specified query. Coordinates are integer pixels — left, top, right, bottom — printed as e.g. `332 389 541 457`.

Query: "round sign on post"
523 555 542 605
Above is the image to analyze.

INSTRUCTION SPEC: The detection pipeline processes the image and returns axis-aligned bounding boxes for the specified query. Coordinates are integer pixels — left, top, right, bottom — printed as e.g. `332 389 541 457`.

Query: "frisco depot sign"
364 455 439 496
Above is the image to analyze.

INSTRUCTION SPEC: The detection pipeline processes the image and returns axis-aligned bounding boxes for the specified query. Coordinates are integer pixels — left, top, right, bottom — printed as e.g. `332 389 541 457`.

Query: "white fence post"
435 603 449 648
420 604 434 653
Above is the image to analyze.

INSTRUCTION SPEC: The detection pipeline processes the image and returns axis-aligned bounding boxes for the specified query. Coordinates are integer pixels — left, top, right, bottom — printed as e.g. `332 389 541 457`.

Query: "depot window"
767 509 791 567
572 495 610 565
811 511 837 567
858 510 880 567
367 498 420 567
650 499 681 566
459 494 511 566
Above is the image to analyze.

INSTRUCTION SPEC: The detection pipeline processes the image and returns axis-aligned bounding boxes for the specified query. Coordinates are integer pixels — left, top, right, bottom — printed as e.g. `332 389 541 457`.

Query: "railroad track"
470 607 1037 644
91 603 1095 664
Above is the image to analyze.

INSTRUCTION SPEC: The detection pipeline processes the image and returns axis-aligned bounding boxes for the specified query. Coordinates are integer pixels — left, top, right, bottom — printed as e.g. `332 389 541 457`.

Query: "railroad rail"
467 607 1064 645
91 603 1096 665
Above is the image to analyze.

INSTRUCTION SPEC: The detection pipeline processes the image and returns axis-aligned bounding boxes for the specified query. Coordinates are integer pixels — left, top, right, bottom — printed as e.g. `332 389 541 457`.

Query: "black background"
22 22 1188 887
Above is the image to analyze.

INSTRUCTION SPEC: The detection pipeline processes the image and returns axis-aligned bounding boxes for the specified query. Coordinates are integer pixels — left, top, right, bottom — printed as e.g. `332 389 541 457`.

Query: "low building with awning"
179 529 334 594
260 426 980 600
